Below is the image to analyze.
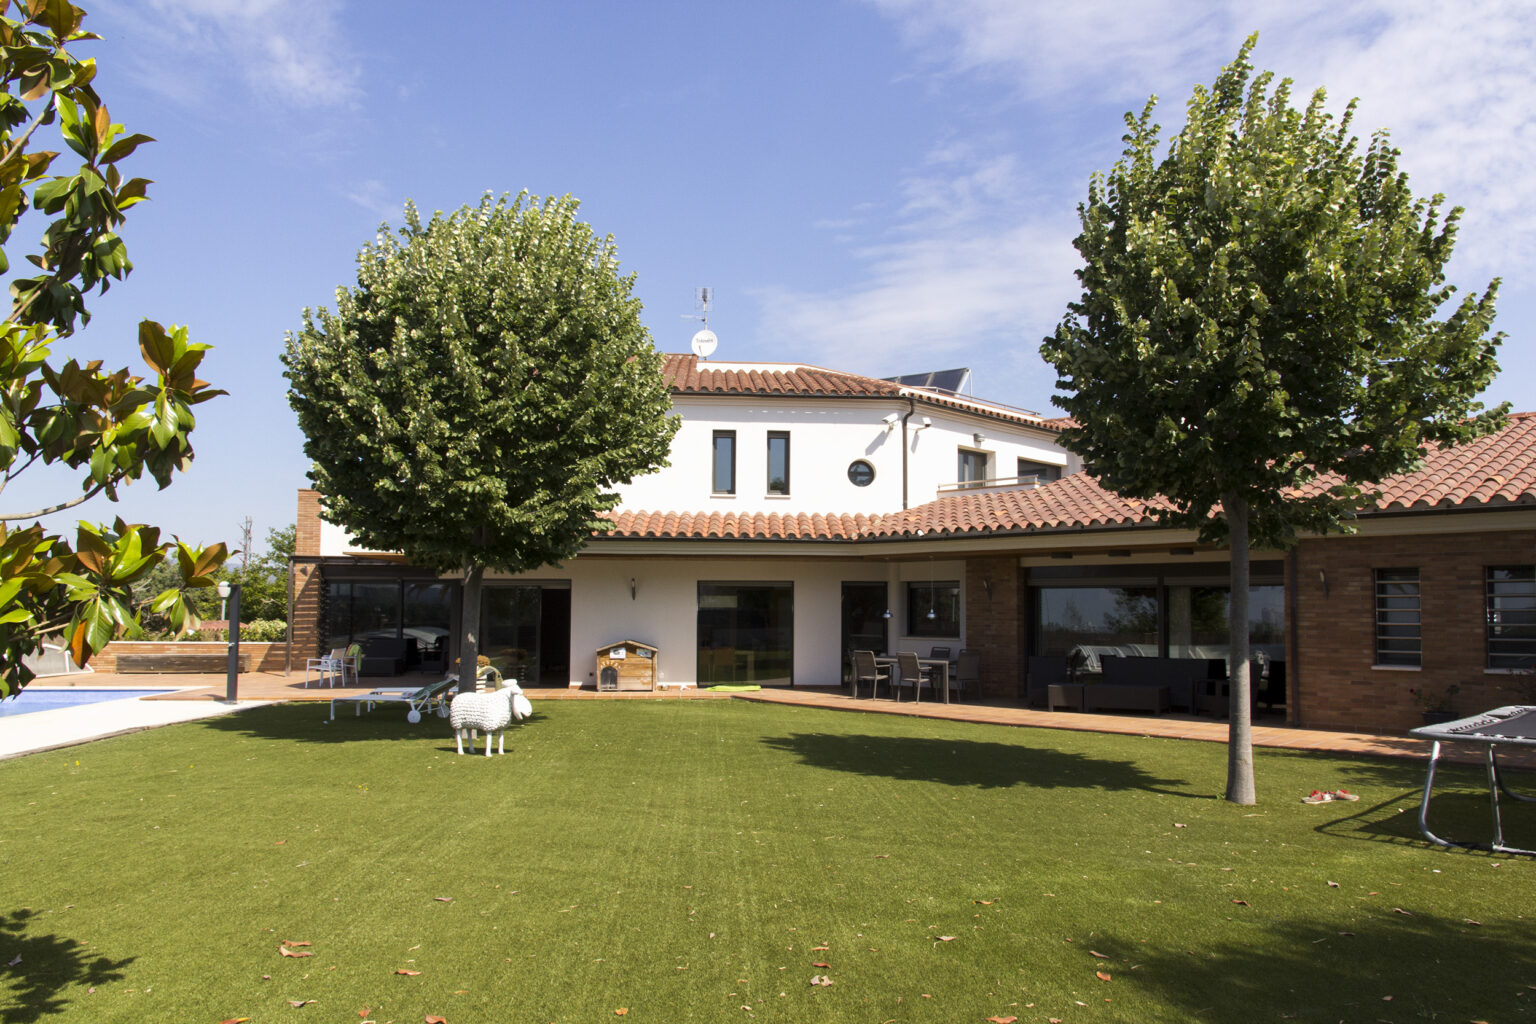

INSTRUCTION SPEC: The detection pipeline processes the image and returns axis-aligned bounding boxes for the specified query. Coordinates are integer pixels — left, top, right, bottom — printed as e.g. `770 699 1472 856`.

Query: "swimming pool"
0 688 177 718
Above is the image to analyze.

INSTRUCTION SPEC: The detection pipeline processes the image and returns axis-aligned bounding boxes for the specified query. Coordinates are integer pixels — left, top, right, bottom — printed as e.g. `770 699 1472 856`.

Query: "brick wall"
964 555 1024 699
296 489 321 557
93 640 290 673
1293 525 1535 733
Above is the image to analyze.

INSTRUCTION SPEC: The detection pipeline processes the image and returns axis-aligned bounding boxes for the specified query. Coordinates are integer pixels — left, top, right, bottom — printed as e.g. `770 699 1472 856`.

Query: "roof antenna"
684 286 718 359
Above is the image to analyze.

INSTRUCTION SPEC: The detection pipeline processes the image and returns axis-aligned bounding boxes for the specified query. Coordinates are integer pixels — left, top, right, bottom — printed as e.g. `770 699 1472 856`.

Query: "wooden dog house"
595 639 659 691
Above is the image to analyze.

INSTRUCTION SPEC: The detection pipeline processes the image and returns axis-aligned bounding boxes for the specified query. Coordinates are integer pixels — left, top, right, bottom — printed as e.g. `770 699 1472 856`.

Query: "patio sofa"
358 636 410 677
1100 655 1217 712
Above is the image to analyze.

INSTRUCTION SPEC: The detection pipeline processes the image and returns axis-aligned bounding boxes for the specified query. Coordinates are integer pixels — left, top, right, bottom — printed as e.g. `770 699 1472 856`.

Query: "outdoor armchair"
850 650 888 699
896 652 939 704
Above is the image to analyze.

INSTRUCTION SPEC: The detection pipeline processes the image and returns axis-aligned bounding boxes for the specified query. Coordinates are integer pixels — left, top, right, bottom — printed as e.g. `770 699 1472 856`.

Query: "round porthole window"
847 459 875 487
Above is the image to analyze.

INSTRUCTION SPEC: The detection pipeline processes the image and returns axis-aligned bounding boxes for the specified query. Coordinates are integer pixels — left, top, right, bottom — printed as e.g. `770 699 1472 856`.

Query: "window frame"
906 580 961 638
957 449 988 484
847 459 875 487
1486 565 1536 670
1374 568 1421 668
711 430 736 495
766 430 790 496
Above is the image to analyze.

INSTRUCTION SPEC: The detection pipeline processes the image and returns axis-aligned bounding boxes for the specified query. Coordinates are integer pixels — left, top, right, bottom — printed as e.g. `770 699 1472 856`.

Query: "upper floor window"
1375 568 1421 667
958 449 988 484
766 431 790 495
1486 566 1536 669
847 459 875 487
1017 458 1061 483
712 431 736 495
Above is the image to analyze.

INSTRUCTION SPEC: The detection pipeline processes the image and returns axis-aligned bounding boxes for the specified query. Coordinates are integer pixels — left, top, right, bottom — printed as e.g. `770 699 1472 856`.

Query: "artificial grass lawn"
0 701 1532 1023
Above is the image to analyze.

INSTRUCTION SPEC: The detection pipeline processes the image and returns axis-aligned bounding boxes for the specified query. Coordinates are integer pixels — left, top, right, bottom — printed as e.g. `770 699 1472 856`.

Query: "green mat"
705 684 761 691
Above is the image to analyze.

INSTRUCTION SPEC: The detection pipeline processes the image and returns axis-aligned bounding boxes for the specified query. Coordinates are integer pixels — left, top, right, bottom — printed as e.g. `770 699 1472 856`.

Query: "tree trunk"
1224 492 1256 805
459 560 484 695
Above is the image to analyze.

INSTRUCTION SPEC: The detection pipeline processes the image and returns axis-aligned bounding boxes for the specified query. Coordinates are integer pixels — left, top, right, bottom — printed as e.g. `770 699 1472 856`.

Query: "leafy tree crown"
1040 35 1506 548
283 192 678 574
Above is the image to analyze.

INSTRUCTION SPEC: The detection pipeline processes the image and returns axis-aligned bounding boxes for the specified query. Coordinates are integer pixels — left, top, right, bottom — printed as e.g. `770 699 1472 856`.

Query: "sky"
8 0 1532 554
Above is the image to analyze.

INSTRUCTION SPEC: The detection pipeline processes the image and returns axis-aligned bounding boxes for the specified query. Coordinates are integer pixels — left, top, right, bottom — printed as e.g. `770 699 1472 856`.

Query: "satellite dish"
691 328 718 359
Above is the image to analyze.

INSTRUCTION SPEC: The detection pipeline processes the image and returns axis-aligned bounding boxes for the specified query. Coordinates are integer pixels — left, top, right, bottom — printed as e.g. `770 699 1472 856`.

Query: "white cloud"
104 0 360 108
342 179 404 226
863 0 1536 279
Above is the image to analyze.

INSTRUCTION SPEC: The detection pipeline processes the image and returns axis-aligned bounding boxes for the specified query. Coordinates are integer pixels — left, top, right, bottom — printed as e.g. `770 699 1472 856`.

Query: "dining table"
872 655 951 704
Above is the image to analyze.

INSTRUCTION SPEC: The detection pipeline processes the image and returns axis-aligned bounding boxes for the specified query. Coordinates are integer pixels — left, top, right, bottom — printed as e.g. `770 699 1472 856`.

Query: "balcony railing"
936 474 1050 495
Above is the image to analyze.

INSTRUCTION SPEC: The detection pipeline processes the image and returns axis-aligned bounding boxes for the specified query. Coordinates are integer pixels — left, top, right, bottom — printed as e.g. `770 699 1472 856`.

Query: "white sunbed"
328 676 457 724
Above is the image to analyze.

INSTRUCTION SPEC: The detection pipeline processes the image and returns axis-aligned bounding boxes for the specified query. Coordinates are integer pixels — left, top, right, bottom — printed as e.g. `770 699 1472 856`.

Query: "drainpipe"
900 397 916 510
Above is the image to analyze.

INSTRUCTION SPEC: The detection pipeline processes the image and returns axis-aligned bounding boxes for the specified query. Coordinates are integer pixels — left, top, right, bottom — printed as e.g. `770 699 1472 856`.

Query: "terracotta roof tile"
660 353 1061 431
599 412 1535 542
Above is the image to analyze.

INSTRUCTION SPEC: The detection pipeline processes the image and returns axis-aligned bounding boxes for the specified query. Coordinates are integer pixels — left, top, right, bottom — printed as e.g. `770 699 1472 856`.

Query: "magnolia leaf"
394 969 421 976
278 947 313 959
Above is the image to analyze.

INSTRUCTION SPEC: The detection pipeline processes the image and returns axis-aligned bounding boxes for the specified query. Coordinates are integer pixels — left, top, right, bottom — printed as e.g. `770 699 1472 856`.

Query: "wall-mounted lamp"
629 577 637 601
981 577 994 601
882 608 892 620
882 412 900 431
1318 568 1329 597
973 432 987 446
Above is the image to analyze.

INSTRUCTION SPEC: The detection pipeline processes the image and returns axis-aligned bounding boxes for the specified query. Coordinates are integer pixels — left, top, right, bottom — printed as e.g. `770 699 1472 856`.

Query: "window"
766 431 790 495
907 581 960 638
1375 568 1421 667
1487 566 1536 669
958 449 988 484
698 582 794 686
1017 458 1061 483
712 430 735 494
847 459 875 487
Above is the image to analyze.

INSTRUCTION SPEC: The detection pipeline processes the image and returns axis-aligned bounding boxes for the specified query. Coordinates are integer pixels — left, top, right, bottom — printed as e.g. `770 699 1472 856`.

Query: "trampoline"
1409 705 1536 856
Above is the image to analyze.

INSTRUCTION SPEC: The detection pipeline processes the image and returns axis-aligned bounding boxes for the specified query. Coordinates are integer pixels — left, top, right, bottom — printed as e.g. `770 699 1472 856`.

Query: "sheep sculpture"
450 678 532 756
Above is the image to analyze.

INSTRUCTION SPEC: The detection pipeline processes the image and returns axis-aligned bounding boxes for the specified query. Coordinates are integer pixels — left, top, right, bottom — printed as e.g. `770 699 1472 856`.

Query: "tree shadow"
192 703 542 746
761 732 1198 794
1310 757 1536 853
0 909 132 1022
1108 910 1535 1021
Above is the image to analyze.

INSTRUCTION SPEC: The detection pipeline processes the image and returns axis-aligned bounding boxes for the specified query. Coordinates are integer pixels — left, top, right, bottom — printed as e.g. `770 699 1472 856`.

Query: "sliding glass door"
698 582 793 687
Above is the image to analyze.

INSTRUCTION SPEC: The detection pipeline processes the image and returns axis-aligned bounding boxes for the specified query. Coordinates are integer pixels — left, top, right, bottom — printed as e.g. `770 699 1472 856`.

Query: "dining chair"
851 650 888 699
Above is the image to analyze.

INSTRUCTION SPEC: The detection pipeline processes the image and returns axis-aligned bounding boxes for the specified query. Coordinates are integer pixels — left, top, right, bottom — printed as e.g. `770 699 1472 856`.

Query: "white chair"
304 654 340 687
328 646 360 686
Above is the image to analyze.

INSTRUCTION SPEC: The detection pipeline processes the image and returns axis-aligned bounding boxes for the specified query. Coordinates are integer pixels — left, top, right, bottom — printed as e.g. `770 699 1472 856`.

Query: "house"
289 354 1536 734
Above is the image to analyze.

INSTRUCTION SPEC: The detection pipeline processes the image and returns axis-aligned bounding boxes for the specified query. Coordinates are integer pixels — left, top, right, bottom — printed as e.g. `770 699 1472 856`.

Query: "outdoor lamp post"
217 580 241 702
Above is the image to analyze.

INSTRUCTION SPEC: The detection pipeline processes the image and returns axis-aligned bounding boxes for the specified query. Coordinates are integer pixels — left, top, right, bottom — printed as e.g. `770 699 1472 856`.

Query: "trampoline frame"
1409 705 1536 857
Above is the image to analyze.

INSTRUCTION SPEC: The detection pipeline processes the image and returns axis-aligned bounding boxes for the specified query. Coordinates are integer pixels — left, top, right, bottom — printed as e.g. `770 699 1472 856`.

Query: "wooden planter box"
595 640 659 692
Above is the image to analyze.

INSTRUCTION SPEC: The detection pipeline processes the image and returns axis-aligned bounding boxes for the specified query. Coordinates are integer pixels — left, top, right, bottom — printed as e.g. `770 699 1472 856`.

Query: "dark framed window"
712 430 736 494
697 582 793 686
1375 568 1421 667
1487 566 1536 669
906 581 960 638
766 431 790 495
1017 458 1061 483
958 449 988 483
847 459 875 487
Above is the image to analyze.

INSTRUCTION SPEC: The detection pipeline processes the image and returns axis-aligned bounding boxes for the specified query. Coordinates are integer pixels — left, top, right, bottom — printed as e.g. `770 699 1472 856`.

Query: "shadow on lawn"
1105 909 1533 1020
194 703 541 746
0 909 131 1022
762 732 1196 794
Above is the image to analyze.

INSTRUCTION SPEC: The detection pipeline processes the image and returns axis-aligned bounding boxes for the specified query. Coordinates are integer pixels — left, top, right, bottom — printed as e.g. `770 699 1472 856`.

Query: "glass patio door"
697 582 793 686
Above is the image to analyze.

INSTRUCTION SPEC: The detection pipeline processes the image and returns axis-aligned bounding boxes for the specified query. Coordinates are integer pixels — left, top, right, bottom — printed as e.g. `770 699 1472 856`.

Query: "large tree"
0 1 226 695
283 192 678 691
1040 36 1505 804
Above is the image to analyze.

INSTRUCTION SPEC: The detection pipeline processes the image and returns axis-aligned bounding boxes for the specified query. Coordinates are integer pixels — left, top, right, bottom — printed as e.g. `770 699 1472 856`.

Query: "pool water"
0 688 176 718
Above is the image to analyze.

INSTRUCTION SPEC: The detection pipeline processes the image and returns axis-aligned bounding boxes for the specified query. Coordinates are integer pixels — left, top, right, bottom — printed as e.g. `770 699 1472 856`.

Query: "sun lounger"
329 676 457 724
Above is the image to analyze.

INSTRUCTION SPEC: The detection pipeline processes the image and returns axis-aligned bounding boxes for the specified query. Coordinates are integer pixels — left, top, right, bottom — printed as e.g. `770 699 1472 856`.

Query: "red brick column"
291 489 325 660
965 555 1023 700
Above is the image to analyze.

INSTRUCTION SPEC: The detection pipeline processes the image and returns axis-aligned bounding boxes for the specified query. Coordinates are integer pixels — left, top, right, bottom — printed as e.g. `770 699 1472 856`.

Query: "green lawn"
0 700 1532 1023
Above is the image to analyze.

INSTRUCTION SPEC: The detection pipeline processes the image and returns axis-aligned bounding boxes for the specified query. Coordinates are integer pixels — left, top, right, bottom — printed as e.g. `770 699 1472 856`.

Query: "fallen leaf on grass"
218 1019 250 1024
279 947 314 959
1392 907 1413 916
974 899 996 905
812 962 830 969
1174 822 1187 828
936 936 956 942
287 1000 315 1008
358 1010 370 1019
810 975 833 987
1096 971 1112 981
811 944 829 951
1089 950 1109 959
395 969 422 976
874 854 889 859
426 1017 447 1023
1465 919 1482 926
1231 899 1249 906
1049 1018 1063 1023
433 896 453 903
1327 881 1339 888
281 940 312 949
615 1010 628 1016
985 1017 1018 1023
